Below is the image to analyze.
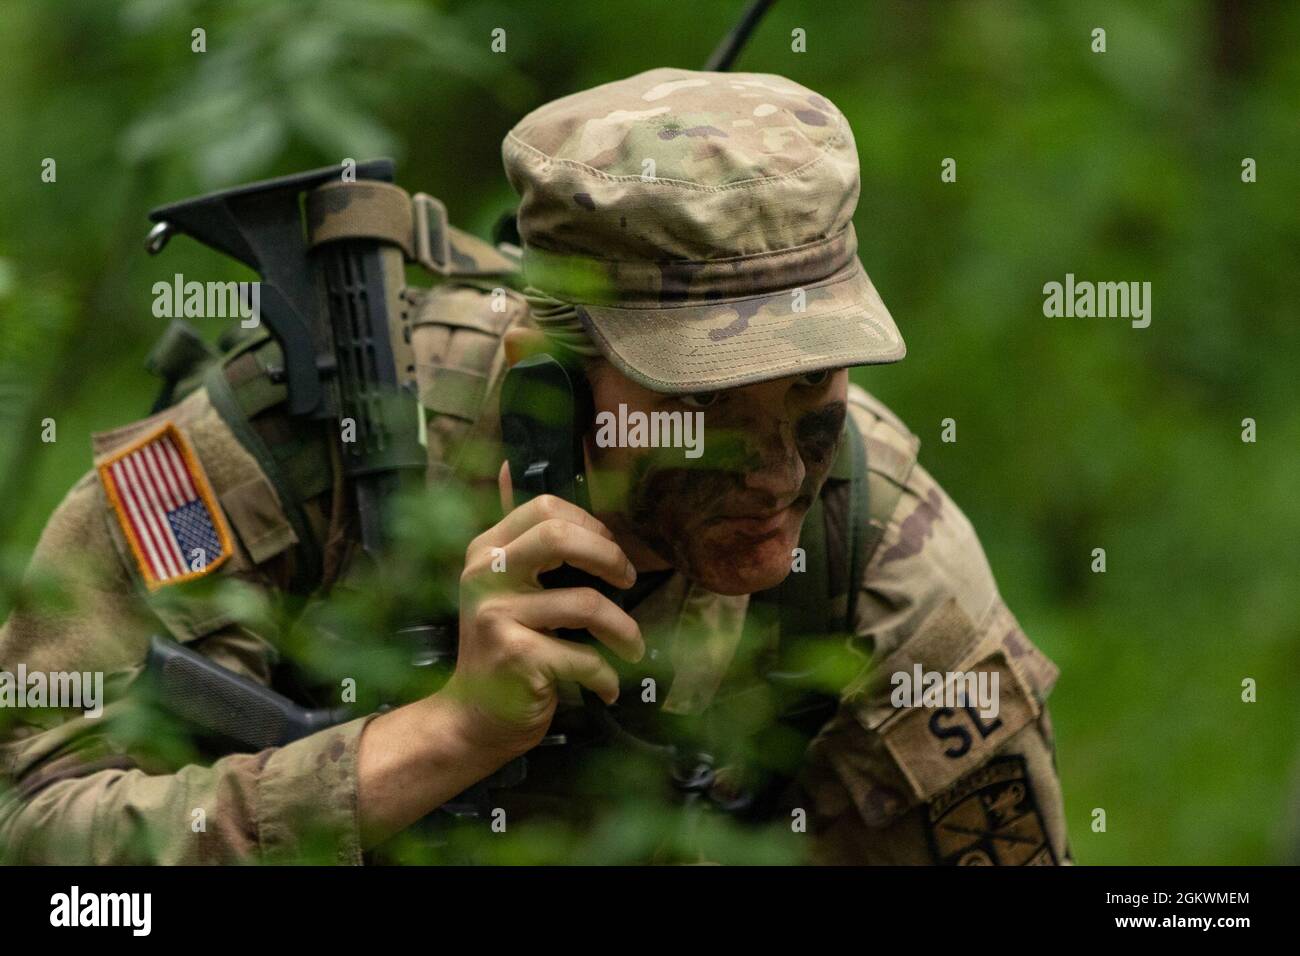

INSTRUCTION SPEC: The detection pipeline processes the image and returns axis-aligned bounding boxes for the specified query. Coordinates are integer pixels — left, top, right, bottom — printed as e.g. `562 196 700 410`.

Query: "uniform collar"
628 571 752 716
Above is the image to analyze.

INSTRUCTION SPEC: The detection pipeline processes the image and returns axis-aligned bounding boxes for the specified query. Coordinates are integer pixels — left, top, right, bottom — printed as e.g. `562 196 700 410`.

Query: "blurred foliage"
1 0 1298 864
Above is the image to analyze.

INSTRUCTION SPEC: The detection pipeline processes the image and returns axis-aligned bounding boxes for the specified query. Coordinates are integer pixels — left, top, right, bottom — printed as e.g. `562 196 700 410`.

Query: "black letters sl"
928 706 1005 759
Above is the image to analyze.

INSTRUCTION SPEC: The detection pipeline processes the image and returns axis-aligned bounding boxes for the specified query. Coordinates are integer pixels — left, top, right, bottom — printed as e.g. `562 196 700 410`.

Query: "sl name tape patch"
878 652 1038 802
97 422 233 590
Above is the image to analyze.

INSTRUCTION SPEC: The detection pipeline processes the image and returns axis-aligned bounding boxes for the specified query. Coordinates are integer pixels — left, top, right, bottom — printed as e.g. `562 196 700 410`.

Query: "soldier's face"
583 362 849 596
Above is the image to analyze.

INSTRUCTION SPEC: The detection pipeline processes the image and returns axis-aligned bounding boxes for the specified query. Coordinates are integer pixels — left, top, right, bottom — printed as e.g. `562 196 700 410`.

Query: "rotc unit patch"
925 755 1057 865
96 423 233 590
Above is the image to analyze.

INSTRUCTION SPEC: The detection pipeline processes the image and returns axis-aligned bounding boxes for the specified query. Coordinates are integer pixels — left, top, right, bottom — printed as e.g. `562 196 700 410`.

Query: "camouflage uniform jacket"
0 286 1069 865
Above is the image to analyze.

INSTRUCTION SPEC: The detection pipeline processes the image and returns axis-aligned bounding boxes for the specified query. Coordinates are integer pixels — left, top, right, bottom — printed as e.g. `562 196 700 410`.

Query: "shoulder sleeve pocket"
220 474 298 566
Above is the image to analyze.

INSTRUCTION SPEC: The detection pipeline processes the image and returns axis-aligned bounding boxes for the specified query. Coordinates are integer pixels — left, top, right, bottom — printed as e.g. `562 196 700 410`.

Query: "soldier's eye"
799 369 831 387
681 391 721 409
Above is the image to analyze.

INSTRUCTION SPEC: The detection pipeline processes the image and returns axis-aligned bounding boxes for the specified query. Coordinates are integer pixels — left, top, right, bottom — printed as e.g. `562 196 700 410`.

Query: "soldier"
0 67 1069 865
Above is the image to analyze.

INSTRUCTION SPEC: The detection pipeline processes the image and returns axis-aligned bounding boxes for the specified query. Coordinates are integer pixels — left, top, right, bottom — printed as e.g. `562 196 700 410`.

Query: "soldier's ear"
503 327 549 368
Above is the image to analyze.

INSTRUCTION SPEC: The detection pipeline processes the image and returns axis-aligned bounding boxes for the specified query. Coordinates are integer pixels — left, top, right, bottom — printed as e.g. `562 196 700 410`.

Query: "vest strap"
221 339 335 502
417 365 490 423
204 356 324 594
844 409 872 631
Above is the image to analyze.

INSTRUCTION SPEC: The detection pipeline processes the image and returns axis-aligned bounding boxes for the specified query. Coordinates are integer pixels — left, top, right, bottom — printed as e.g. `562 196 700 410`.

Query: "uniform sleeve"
0 468 373 864
799 453 1072 865
0 471 156 678
0 702 374 865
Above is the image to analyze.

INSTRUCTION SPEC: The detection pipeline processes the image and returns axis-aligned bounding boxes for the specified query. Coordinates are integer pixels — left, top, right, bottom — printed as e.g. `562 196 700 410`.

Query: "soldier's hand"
440 462 643 759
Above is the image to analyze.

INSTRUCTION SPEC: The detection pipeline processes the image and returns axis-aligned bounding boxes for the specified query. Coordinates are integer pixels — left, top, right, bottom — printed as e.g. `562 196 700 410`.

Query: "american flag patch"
97 423 233 590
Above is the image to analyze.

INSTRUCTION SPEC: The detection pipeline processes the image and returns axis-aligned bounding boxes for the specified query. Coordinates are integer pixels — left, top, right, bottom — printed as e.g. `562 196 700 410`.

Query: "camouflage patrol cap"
502 67 905 394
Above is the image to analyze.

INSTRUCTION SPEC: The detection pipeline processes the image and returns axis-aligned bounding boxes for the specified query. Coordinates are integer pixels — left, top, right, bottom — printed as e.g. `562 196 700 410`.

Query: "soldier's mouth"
709 497 806 536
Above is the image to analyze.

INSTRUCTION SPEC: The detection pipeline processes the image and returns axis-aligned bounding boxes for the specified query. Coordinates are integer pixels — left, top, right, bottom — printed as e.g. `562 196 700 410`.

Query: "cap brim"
575 259 904 395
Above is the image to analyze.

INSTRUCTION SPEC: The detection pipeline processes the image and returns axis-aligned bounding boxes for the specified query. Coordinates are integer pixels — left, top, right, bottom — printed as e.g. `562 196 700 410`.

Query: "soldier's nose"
740 421 805 503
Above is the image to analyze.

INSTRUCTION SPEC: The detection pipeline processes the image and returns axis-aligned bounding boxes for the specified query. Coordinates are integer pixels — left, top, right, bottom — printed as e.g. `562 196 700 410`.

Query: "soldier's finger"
535 636 621 706
477 492 616 553
503 588 643 663
506 519 636 590
498 459 513 515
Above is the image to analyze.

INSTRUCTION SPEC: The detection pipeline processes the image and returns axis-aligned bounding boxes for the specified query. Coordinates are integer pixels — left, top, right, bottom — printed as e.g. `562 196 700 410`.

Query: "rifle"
144 160 517 559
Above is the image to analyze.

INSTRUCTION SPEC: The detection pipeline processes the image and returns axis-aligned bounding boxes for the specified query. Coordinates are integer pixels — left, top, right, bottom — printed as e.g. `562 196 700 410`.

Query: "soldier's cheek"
795 402 848 478
630 450 732 507
619 467 708 555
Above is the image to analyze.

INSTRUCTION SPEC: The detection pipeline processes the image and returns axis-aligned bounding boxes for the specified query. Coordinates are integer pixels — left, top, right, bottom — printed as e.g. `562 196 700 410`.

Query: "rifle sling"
305 180 518 278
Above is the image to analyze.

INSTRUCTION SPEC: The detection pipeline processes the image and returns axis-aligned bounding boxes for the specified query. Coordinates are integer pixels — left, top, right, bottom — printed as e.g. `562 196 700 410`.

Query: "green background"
1 0 1297 864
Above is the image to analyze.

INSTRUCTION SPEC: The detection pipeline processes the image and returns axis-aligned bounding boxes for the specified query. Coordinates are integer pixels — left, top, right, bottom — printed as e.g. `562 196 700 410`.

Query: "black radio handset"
499 353 625 632
499 355 692 758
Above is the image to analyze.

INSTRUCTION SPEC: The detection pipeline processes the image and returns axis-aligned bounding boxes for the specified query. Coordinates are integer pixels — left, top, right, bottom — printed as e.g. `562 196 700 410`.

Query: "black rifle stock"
145 159 425 557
